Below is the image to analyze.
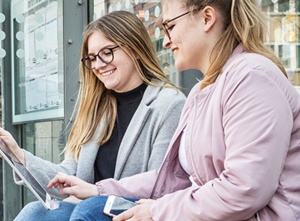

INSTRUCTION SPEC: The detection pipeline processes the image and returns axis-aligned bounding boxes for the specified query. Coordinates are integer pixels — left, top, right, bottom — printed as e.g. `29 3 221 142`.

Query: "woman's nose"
162 35 171 48
93 57 107 69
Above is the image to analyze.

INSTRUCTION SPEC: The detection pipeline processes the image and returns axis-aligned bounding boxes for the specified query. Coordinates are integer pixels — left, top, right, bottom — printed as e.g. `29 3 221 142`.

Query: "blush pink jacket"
96 44 300 221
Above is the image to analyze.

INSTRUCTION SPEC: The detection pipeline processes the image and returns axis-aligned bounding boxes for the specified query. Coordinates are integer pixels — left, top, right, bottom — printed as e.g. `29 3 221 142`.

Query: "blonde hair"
170 0 287 89
66 11 175 160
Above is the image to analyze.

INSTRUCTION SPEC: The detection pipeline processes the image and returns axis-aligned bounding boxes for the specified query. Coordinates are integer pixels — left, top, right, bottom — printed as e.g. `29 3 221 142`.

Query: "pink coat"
97 44 300 220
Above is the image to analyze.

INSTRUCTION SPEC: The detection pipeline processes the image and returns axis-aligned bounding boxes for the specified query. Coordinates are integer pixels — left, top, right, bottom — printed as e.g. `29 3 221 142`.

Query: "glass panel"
0 12 5 220
11 0 64 123
92 0 180 85
21 120 65 205
261 0 300 87
278 0 290 12
91 0 300 90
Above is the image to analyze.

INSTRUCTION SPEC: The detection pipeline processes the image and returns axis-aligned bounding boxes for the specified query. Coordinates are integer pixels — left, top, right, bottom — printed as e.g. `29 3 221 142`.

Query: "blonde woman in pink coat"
48 0 300 220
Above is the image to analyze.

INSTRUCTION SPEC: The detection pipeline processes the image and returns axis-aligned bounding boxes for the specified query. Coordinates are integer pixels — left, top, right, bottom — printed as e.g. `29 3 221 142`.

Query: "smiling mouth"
101 68 116 76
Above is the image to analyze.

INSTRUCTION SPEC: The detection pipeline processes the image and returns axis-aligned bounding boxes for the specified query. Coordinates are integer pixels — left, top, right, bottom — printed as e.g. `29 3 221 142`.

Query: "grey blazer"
14 80 186 199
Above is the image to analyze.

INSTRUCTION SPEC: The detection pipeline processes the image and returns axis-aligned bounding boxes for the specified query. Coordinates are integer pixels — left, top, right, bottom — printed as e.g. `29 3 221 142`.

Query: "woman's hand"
0 127 25 164
63 195 82 203
47 172 99 199
113 199 155 221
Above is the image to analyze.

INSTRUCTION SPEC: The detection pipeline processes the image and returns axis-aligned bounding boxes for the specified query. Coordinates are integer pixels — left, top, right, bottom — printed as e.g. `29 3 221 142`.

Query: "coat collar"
77 79 165 181
114 80 163 179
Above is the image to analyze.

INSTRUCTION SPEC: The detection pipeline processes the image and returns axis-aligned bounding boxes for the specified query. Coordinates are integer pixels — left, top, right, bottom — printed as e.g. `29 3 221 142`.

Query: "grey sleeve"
13 150 77 199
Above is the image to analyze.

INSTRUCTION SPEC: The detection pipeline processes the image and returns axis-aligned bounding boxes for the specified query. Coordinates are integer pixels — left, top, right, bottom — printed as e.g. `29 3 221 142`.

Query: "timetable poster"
11 0 63 123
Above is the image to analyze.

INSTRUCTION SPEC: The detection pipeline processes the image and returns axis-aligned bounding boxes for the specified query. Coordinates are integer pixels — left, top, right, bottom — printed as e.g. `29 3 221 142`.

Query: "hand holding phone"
103 195 137 217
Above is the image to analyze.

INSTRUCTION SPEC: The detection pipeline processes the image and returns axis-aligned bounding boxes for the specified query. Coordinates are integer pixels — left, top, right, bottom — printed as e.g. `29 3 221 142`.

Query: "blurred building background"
0 0 299 220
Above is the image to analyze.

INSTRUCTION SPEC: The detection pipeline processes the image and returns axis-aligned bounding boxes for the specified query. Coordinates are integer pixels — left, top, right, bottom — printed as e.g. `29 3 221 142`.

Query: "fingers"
113 208 134 221
47 172 71 189
136 199 147 204
47 173 78 196
59 186 76 195
0 133 20 154
113 200 154 221
0 128 6 135
0 137 9 151
63 196 82 203
48 172 98 199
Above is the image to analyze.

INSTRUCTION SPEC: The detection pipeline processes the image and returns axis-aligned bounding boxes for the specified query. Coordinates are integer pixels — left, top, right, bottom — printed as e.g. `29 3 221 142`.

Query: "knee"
70 196 110 221
14 201 45 221
14 200 76 221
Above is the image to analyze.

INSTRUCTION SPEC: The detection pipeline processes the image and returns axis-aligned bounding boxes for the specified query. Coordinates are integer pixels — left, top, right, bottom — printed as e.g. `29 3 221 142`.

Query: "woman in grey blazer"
0 11 185 220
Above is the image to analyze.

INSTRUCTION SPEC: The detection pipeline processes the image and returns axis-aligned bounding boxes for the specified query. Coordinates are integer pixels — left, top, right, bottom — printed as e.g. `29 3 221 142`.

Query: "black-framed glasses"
162 11 190 40
81 45 120 70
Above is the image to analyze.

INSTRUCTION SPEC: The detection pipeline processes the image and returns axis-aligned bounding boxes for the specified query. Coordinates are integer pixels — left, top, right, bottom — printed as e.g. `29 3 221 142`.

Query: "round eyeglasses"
81 45 120 70
162 11 190 40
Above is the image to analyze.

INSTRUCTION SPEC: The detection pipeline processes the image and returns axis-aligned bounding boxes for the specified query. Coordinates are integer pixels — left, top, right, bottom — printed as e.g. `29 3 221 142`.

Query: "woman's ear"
202 6 217 32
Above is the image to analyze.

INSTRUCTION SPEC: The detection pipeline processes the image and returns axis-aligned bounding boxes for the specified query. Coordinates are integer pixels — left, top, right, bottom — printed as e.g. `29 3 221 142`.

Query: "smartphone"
103 195 137 217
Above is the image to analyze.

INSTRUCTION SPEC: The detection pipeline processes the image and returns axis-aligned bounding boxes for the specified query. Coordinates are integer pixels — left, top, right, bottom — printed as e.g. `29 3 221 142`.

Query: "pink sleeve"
96 170 158 199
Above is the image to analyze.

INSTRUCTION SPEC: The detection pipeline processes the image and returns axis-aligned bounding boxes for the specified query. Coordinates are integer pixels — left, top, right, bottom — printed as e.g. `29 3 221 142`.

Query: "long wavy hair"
165 0 287 90
66 11 175 160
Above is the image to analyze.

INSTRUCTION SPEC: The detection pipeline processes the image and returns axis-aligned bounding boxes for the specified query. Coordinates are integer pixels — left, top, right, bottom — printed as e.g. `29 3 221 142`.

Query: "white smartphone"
103 195 137 217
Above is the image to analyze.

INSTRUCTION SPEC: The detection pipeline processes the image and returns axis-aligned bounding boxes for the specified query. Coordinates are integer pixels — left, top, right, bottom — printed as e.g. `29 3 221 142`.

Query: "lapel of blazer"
77 122 105 183
114 82 163 179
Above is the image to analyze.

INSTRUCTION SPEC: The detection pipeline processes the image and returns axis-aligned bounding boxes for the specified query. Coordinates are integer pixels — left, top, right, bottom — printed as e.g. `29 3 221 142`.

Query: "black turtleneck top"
94 83 147 181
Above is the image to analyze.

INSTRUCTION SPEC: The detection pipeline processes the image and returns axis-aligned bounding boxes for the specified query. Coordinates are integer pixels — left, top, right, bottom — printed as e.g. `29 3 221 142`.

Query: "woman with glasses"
0 10 186 220
47 0 300 220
